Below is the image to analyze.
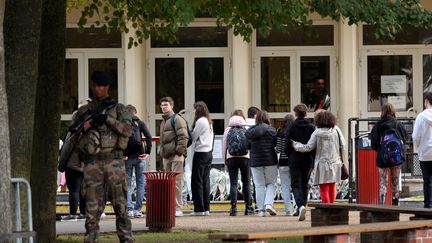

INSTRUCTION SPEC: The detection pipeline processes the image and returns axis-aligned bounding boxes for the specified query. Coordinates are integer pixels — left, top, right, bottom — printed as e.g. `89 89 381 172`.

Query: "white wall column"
231 35 252 114
123 34 147 121
338 21 358 136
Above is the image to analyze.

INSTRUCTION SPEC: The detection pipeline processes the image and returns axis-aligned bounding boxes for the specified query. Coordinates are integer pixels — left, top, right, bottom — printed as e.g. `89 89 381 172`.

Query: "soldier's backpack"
171 113 193 147
380 128 405 167
127 120 143 151
227 126 248 156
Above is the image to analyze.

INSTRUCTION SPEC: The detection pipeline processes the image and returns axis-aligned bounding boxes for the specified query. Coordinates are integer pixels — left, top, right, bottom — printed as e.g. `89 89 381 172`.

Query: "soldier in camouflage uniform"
77 71 133 243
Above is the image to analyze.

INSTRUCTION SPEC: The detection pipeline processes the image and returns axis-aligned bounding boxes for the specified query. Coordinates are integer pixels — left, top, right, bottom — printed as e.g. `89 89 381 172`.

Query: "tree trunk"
31 0 65 241
4 0 41 177
4 0 42 236
0 0 12 239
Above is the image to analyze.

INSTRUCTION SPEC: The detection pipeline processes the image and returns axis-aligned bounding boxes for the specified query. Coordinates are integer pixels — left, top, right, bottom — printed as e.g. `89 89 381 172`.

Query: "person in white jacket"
190 101 214 216
412 92 432 208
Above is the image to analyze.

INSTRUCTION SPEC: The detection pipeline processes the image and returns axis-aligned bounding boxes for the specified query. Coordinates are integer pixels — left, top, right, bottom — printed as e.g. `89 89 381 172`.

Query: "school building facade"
63 2 432 169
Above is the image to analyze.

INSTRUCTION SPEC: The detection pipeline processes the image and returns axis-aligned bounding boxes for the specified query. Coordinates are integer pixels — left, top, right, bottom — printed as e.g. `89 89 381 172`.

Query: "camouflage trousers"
378 165 401 199
82 159 133 243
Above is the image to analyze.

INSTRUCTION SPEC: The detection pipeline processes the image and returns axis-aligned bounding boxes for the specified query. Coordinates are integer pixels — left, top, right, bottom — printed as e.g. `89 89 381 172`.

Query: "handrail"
10 178 35 243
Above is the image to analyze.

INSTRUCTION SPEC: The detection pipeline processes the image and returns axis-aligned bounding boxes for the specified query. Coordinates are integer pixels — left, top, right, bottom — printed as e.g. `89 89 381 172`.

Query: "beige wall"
231 35 252 114
421 0 432 10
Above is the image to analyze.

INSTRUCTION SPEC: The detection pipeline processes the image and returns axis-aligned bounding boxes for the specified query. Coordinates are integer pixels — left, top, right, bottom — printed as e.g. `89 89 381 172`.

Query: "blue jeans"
251 165 278 212
125 157 146 211
279 166 293 214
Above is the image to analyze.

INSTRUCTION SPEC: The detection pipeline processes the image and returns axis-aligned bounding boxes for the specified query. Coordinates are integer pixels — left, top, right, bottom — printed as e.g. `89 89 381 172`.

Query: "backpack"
171 114 193 147
127 120 143 151
227 126 248 156
380 128 405 167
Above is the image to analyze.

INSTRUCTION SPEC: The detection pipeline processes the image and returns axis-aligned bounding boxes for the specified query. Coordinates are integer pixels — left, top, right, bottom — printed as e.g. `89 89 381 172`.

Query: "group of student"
60 92 432 227
372 92 432 209
222 104 347 221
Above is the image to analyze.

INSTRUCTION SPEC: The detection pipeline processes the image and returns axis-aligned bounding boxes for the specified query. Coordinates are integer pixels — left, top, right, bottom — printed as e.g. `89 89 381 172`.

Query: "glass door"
148 51 229 169
360 49 419 118
253 51 295 122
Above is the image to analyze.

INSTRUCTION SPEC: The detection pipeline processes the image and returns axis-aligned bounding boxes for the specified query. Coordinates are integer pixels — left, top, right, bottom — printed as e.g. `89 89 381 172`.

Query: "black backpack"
171 114 193 147
227 126 248 156
127 120 143 151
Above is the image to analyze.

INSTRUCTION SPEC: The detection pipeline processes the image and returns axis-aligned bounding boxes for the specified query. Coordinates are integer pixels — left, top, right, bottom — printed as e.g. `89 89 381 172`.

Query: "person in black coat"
370 103 407 205
245 110 278 217
285 104 315 221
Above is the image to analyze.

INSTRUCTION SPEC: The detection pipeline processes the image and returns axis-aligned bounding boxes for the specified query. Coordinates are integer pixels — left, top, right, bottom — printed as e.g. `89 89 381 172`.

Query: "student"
223 109 254 216
285 104 315 221
413 93 432 208
370 103 407 205
275 114 295 215
245 110 278 217
190 101 214 216
159 96 189 217
124 104 152 218
292 111 345 204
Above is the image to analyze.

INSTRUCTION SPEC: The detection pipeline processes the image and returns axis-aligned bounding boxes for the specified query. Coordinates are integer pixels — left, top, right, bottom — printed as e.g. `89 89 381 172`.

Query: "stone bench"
309 202 432 227
208 220 432 242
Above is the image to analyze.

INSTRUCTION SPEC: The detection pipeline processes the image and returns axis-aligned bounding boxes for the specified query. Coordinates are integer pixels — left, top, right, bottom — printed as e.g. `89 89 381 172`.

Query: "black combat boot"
392 197 399 206
245 204 254 215
230 203 237 216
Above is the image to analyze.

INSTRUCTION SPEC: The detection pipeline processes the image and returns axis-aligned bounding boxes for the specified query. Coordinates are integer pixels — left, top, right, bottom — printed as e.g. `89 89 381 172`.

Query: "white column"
123 33 147 121
338 21 359 136
231 35 252 114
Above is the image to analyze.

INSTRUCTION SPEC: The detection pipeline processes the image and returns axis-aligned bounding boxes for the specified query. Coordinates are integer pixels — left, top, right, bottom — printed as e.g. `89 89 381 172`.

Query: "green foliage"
68 0 432 48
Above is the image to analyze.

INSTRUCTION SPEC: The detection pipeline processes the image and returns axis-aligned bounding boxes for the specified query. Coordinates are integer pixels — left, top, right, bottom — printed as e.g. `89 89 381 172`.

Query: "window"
256 25 334 46
363 25 432 45
151 27 228 48
195 58 224 113
63 59 79 114
367 55 413 112
260 56 291 112
66 28 122 48
154 58 185 113
300 56 330 111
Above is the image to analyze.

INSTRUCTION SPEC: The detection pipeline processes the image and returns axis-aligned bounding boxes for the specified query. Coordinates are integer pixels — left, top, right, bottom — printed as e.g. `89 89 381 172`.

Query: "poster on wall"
212 135 224 164
381 75 406 94
388 96 406 110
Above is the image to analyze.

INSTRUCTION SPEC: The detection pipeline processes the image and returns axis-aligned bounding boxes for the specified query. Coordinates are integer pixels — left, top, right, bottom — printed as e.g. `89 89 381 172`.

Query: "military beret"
91 71 111 86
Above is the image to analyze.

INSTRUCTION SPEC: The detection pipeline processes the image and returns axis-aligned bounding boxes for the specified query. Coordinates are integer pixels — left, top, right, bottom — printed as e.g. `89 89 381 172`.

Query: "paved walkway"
56 209 412 235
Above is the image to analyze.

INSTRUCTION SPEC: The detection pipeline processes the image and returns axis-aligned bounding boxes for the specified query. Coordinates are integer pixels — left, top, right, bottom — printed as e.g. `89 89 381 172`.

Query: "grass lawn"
57 230 303 243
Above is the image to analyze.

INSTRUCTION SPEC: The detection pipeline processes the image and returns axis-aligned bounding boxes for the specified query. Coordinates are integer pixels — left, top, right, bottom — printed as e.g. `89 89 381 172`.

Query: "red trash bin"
357 143 392 205
144 172 179 232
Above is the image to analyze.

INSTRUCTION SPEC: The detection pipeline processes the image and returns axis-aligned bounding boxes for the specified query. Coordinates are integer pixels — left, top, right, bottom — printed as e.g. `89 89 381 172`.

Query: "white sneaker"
190 211 206 216
101 212 106 218
134 210 144 218
265 205 277 216
298 206 306 221
257 211 265 217
128 210 134 218
61 214 77 221
205 211 210 216
175 210 183 217
285 211 294 216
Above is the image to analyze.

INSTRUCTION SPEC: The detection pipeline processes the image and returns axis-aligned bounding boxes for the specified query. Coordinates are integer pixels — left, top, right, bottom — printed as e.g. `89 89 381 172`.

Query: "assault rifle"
58 100 117 172
68 100 117 134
